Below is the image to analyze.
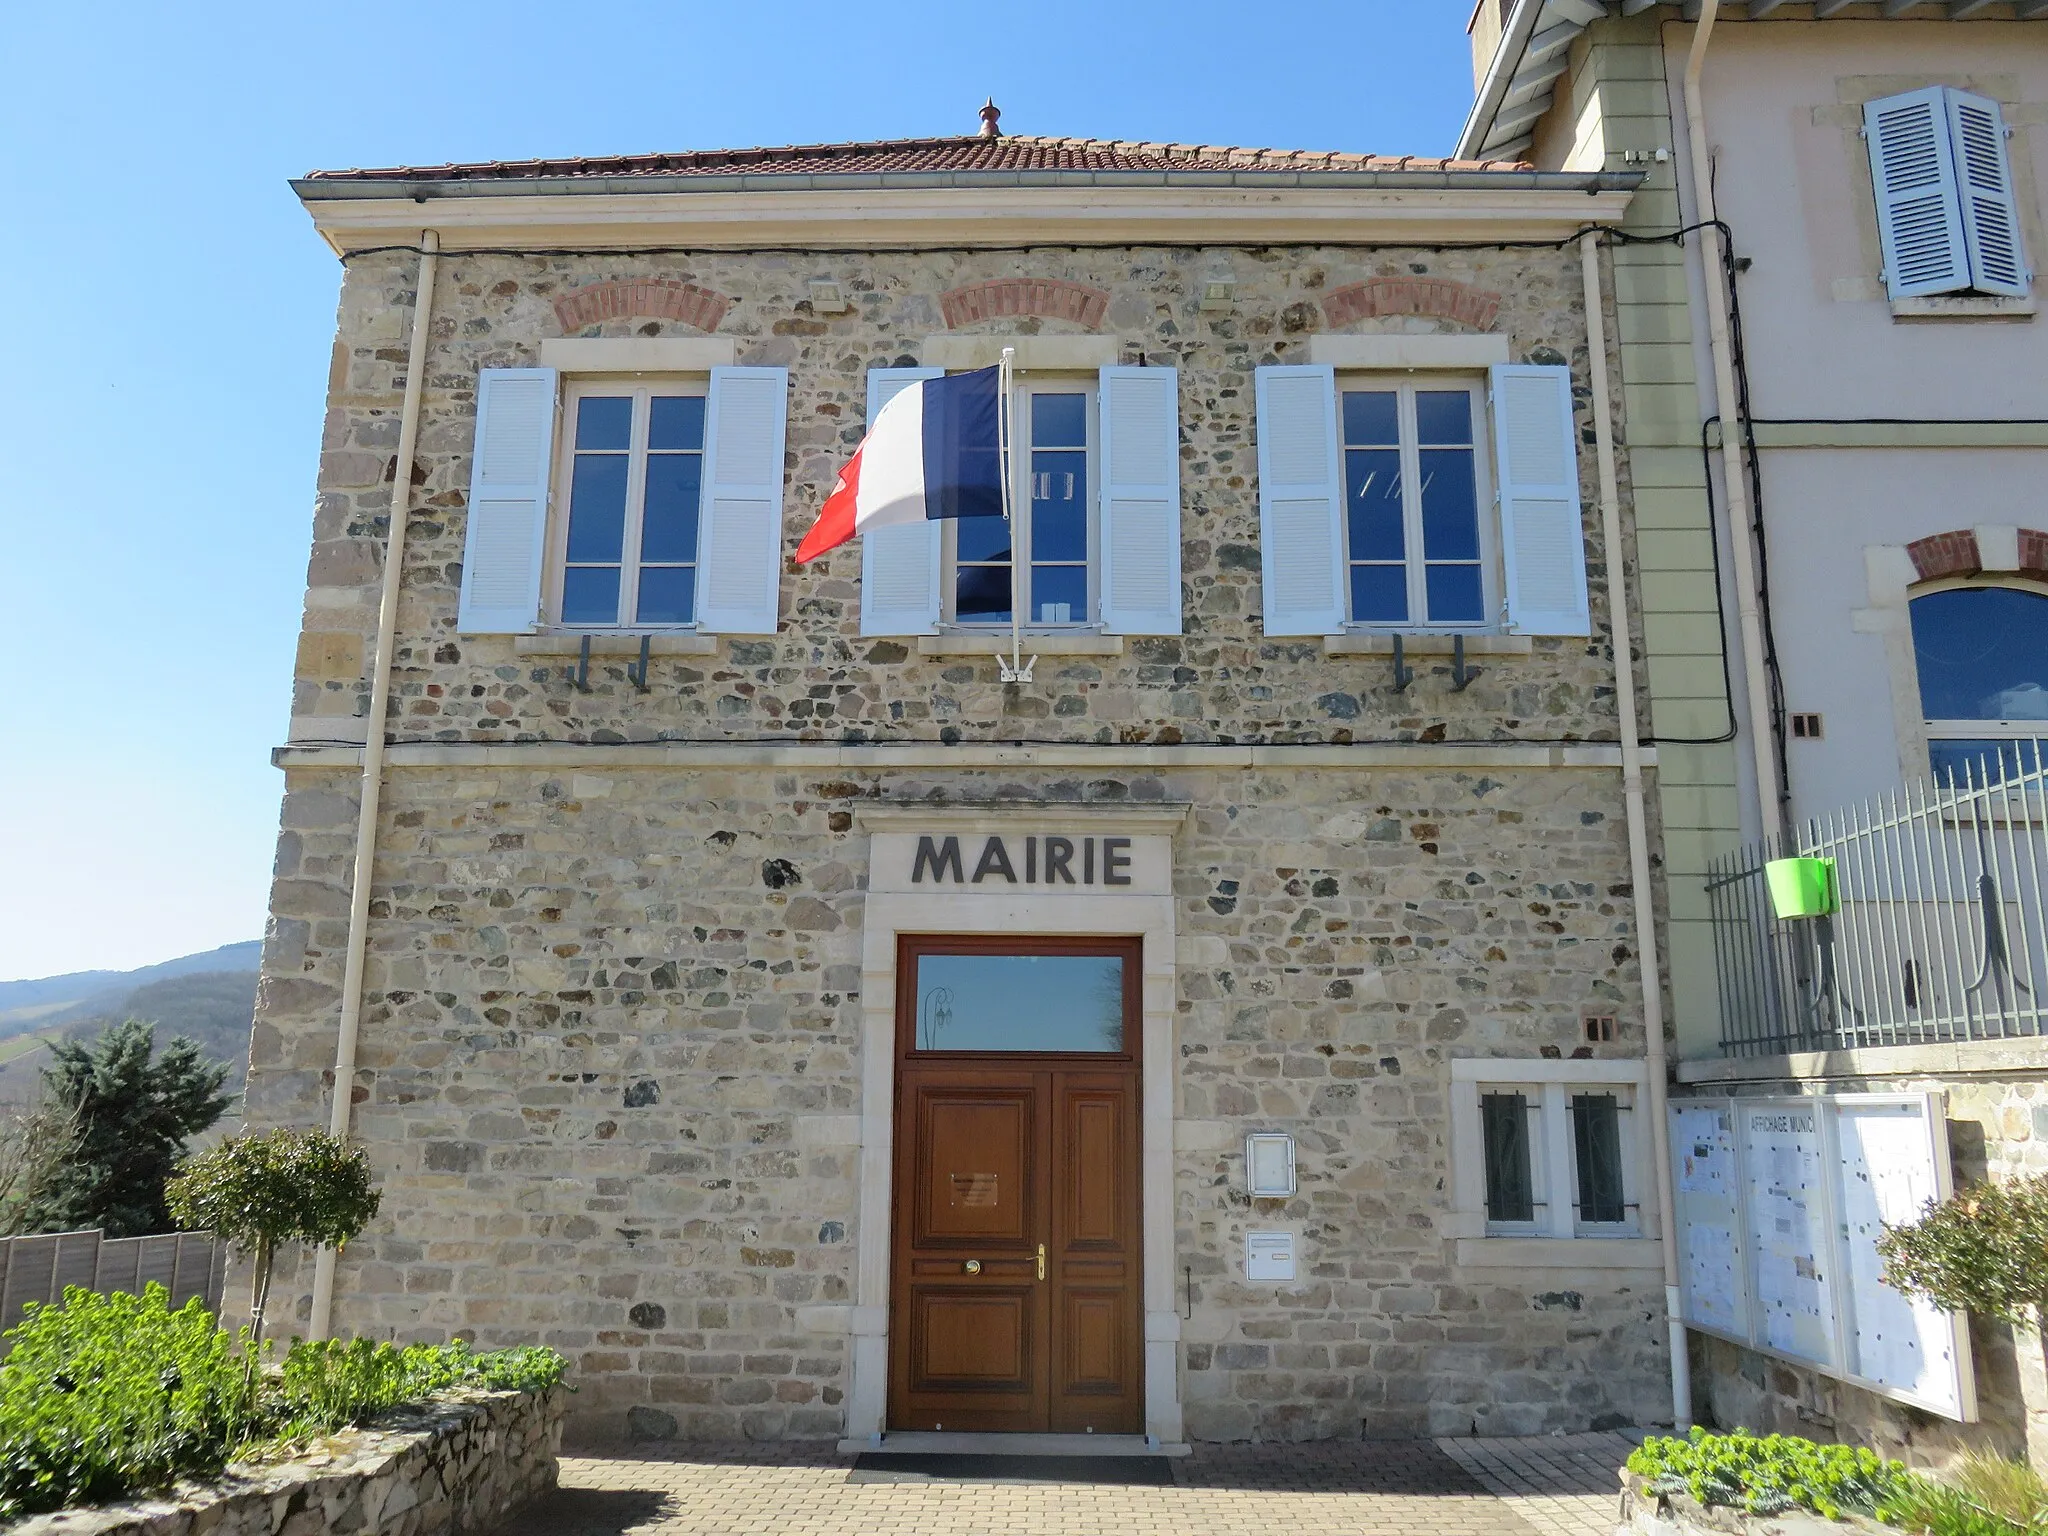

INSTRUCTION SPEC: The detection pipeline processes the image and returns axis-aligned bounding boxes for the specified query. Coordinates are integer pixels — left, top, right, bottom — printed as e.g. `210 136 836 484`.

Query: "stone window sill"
1891 293 2037 321
513 632 721 657
1454 1237 1662 1269
917 632 1128 658
1322 632 1534 658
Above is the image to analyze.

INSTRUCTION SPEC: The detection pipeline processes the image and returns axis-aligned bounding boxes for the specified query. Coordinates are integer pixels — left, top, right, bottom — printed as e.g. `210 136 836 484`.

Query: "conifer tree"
20 1018 233 1237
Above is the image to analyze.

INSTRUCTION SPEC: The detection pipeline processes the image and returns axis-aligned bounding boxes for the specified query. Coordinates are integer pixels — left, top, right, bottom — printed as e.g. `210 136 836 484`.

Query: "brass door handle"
1036 1243 1046 1281
963 1259 982 1275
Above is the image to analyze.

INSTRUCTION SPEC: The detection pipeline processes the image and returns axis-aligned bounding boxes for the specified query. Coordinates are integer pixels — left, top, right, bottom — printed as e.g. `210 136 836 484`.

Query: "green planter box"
1765 856 1838 919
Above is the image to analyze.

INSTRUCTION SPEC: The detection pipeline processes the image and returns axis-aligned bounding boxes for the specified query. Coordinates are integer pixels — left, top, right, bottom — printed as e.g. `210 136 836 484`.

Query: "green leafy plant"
0 1284 258 1520
0 1284 567 1519
1628 1427 1912 1521
1879 1177 2048 1329
1878 1454 2048 1536
167 1128 381 1348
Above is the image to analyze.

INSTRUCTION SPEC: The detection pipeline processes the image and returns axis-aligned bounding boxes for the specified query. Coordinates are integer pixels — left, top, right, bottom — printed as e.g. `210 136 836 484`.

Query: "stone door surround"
836 801 1187 1447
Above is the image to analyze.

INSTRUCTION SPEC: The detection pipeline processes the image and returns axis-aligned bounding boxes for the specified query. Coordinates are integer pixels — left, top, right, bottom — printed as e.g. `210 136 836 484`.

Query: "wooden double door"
888 936 1143 1434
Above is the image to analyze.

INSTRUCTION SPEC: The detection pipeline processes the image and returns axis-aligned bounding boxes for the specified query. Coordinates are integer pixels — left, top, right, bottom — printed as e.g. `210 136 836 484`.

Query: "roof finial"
978 98 1001 139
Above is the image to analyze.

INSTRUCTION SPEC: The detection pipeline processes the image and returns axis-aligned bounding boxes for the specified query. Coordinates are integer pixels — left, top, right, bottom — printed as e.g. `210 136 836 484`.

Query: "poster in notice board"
1668 1092 1974 1421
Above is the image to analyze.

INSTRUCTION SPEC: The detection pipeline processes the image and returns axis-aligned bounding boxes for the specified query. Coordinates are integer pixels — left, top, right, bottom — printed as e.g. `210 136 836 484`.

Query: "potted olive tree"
168 1127 381 1348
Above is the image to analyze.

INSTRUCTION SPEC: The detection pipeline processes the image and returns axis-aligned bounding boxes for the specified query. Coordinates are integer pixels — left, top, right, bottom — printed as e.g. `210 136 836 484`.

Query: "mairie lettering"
911 834 1133 887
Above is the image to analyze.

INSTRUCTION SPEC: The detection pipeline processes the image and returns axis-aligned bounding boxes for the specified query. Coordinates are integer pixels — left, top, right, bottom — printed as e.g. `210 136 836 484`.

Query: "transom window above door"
556 384 707 628
904 939 1134 1055
950 384 1095 627
1340 383 1489 628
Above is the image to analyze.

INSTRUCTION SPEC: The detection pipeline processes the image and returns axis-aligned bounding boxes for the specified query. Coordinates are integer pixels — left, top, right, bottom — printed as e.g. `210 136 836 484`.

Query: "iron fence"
1708 744 2048 1056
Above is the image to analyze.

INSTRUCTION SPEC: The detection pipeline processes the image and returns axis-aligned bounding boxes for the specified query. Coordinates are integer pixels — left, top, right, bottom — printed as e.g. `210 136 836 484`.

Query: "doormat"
849 1453 1175 1486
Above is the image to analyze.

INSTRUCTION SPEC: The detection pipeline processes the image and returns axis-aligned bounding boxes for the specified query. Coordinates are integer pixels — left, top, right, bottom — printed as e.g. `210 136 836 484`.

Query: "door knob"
963 1259 982 1275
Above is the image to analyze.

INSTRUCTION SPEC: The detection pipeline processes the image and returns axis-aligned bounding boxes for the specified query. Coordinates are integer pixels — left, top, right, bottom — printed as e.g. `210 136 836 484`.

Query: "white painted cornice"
297 184 1640 255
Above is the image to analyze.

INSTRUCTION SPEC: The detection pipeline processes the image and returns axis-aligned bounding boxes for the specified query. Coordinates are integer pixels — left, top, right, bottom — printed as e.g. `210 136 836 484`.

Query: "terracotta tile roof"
302 133 1529 183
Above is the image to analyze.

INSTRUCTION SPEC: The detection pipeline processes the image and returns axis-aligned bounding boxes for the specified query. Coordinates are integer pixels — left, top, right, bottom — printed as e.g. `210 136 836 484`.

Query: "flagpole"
997 346 1033 684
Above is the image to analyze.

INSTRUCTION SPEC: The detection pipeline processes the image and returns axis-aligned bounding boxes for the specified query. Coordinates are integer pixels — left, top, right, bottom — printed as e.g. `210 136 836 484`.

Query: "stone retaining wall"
15 1385 561 1536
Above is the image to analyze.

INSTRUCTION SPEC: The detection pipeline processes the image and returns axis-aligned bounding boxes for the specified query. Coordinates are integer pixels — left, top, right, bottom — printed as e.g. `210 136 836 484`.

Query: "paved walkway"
496 1433 1639 1536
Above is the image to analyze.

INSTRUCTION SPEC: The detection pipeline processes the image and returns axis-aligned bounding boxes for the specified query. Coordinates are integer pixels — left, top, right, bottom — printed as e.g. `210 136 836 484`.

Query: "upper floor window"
556 384 706 628
1911 584 2048 784
455 362 789 638
1340 382 1489 628
1255 362 1590 639
1866 86 2030 301
951 384 1095 627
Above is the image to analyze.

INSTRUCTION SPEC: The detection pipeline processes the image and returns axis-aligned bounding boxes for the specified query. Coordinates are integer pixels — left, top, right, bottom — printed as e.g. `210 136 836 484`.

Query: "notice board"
1669 1092 1974 1421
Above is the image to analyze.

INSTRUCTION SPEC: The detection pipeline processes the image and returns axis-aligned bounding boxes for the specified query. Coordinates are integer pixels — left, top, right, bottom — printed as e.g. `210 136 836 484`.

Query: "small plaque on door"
1245 1230 1296 1281
950 1173 999 1208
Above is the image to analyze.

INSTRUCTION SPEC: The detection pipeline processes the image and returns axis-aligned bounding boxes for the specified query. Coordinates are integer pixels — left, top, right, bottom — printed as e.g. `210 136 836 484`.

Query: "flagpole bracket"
999 654 1037 685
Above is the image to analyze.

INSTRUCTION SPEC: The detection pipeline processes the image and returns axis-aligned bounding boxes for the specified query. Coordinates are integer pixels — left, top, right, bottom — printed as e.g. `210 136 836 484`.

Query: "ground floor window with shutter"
551 379 708 629
1450 1059 1645 1245
1339 378 1492 629
948 379 1097 627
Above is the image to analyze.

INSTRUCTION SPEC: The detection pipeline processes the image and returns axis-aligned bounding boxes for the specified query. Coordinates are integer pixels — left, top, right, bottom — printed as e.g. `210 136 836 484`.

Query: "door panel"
889 937 1143 1436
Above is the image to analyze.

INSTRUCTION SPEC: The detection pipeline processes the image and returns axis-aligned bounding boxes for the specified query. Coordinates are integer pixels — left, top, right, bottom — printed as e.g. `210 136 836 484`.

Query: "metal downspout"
1582 231 1691 1429
1681 2 1784 840
308 229 441 1342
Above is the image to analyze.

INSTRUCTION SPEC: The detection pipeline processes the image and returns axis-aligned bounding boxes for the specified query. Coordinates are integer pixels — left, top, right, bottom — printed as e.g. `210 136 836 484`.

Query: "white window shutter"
456 367 557 634
1253 366 1345 638
1097 366 1182 636
694 366 789 635
1490 364 1591 637
1947 89 2030 297
1865 87 1970 300
859 367 944 635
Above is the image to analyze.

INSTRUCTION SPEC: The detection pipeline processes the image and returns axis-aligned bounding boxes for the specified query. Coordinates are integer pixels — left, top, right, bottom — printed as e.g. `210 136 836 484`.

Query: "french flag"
794 365 1004 564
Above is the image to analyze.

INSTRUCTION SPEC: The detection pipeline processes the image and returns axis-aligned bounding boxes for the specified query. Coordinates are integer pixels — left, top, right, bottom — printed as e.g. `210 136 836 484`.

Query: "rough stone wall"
250 236 1671 1441
13 1386 561 1536
1680 1073 2048 1469
292 244 1623 749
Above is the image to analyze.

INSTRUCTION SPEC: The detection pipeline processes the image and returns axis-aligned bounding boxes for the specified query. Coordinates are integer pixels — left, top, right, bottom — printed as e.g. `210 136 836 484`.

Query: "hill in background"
0 945 262 1107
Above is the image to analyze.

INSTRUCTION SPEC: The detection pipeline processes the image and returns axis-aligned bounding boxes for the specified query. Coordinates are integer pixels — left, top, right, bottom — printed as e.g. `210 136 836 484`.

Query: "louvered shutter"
1490 364 1591 637
1947 89 2030 298
1253 365 1346 638
859 367 945 635
456 367 557 633
694 366 789 635
1865 87 1970 300
1097 366 1182 635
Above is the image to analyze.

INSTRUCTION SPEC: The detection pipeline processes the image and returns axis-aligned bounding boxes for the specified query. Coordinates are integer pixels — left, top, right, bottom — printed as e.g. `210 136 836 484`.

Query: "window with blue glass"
1911 584 2048 784
555 384 707 627
1340 381 1490 629
952 384 1093 626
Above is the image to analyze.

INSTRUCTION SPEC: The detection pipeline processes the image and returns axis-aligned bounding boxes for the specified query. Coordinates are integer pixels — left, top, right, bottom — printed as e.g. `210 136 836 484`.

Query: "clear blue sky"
0 1 1479 982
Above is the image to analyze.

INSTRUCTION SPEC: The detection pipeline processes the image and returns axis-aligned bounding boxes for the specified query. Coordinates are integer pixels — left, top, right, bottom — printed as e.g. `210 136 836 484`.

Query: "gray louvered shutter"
1865 87 1970 300
1098 365 1182 635
1254 365 1345 638
1490 364 1591 637
1947 89 2030 298
456 367 558 633
695 366 789 635
859 367 945 635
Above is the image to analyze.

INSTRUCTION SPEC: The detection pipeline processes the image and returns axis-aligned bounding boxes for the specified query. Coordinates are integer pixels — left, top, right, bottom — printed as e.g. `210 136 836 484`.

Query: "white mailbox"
1245 1229 1297 1281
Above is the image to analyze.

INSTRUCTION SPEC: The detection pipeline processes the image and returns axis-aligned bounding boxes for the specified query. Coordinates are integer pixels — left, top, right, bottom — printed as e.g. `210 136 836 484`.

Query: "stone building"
250 112 1681 1446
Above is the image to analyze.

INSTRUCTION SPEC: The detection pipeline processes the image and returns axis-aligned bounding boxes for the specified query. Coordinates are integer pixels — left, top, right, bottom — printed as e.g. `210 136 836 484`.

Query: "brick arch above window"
552 279 733 335
939 278 1110 331
1907 527 2048 583
1320 277 1503 332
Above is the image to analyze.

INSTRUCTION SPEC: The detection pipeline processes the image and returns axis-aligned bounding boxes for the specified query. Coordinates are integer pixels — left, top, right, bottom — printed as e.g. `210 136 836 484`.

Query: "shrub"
167 1128 381 1348
1878 1176 2048 1329
0 1284 567 1518
1628 1427 1912 1520
0 1284 257 1520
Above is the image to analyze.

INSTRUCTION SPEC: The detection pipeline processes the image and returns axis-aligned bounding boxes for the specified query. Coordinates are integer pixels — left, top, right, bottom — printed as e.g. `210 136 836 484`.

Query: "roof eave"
1458 0 1547 162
